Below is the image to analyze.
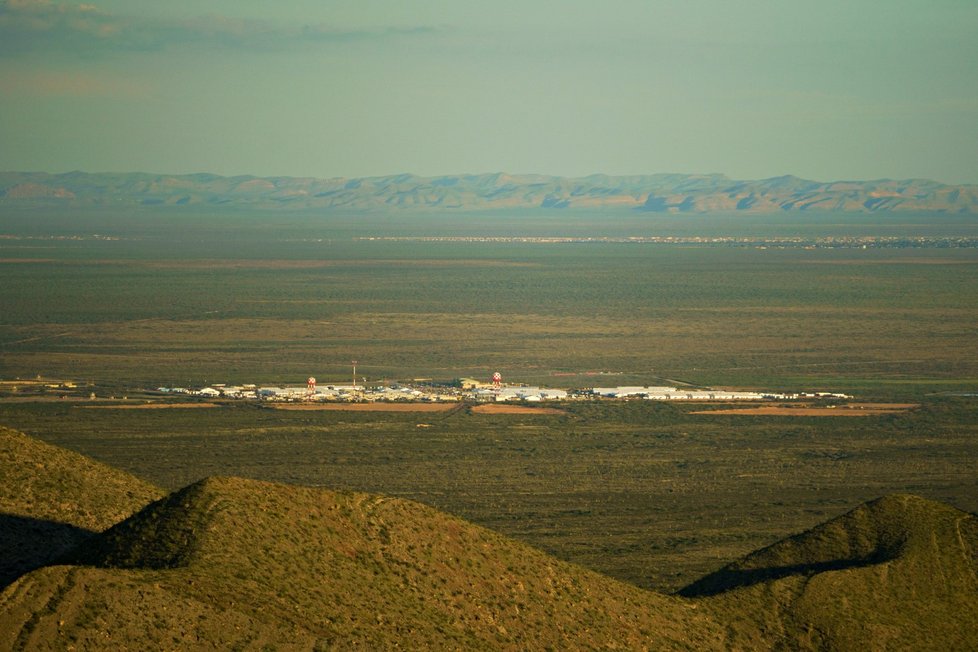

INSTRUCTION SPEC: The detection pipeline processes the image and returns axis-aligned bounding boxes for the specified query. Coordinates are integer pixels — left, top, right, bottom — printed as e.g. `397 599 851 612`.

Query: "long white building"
591 386 784 400
495 387 569 402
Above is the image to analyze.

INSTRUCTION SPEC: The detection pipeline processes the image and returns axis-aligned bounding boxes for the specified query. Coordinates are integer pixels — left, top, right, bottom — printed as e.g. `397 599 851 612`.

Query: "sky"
1 0 976 183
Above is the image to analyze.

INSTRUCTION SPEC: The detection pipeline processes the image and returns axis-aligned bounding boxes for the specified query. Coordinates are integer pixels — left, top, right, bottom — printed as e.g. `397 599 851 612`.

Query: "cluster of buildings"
155 380 849 403
157 382 460 402
590 387 850 400
592 386 781 400
471 386 569 402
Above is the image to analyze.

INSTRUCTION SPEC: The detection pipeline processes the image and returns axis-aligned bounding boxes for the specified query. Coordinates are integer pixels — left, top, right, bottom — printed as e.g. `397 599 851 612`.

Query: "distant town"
0 374 854 404
154 375 850 404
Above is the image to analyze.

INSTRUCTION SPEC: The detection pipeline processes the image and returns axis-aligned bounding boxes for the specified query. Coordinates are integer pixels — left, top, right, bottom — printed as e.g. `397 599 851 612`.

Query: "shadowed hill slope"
42 476 726 650
0 478 722 649
685 494 978 650
0 427 162 589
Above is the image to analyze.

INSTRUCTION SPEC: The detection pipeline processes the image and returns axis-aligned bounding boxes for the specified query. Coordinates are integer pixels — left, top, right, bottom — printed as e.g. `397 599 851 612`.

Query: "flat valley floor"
2 208 977 590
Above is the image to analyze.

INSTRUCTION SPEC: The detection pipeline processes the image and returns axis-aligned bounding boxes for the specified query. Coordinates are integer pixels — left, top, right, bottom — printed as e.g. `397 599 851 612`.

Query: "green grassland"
2 207 978 592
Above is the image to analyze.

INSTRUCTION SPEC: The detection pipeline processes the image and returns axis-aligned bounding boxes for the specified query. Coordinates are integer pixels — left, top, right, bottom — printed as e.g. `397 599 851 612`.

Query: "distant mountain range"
3 426 978 649
2 170 977 213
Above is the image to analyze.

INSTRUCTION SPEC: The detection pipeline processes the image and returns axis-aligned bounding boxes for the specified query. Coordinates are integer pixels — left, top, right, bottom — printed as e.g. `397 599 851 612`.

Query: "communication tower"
307 377 316 394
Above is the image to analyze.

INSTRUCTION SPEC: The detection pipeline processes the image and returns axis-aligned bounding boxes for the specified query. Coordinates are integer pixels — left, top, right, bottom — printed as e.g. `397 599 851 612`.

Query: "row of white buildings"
591 386 783 400
474 386 570 402
590 386 850 400
158 384 460 402
157 382 847 403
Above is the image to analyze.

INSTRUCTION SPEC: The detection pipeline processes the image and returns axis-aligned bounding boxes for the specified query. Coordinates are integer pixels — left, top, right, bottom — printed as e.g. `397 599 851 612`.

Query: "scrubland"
2 207 977 590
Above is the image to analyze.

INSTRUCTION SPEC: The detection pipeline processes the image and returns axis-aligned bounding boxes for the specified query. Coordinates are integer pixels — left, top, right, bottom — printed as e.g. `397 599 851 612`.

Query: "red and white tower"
307 376 316 394
492 371 502 387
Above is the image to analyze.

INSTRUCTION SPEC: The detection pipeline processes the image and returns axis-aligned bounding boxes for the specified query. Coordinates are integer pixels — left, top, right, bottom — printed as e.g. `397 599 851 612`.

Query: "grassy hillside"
2 427 976 650
686 494 978 650
52 476 726 650
0 427 161 589
4 397 976 593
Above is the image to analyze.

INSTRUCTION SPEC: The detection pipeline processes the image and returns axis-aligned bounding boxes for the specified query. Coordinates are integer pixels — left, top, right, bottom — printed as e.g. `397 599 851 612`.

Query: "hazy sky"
1 0 976 183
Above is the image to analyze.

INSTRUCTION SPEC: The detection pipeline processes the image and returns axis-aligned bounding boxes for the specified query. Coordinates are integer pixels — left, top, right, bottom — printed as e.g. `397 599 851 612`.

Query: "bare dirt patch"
268 402 458 412
691 403 918 417
78 402 221 409
470 404 565 415
846 403 919 409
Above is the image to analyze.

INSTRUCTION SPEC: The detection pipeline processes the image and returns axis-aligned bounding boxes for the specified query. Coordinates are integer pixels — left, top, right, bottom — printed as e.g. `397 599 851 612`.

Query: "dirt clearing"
692 403 918 417
78 402 221 409
470 404 565 415
268 403 458 412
